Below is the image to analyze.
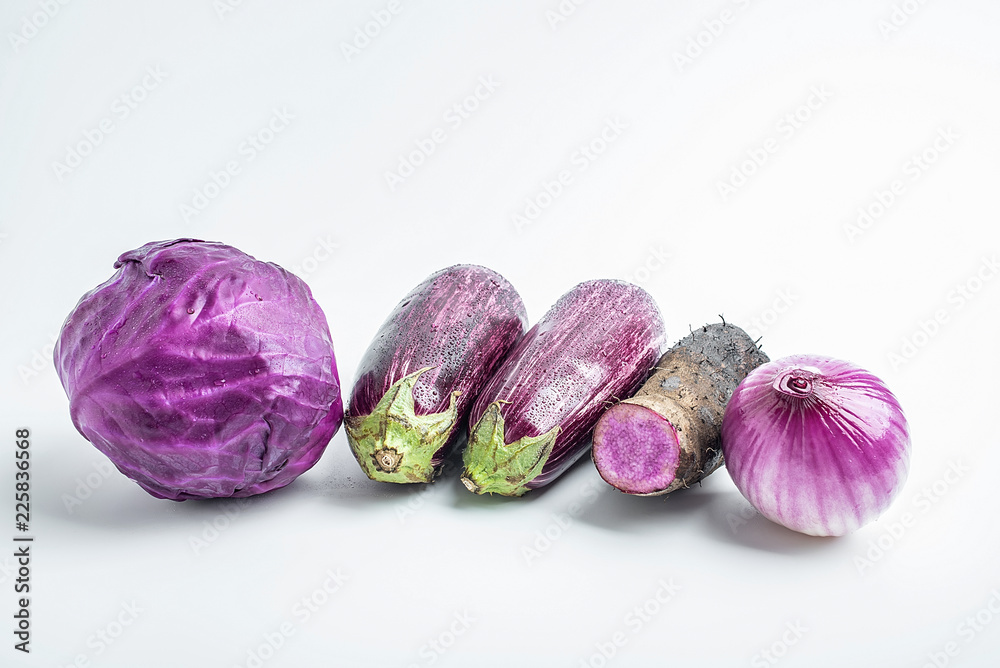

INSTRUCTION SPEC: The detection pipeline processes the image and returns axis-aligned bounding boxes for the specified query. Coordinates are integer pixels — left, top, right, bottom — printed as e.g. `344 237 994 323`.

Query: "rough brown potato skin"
615 322 768 495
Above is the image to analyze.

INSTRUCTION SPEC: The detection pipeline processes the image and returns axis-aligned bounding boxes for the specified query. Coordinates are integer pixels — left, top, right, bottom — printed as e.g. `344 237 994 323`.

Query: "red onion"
721 354 910 536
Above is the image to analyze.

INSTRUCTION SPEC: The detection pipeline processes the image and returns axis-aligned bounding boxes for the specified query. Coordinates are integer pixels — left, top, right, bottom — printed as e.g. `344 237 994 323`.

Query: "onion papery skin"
721 354 910 537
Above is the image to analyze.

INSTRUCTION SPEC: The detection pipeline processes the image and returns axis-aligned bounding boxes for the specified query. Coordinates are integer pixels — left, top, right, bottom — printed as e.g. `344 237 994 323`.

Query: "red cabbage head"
54 239 343 500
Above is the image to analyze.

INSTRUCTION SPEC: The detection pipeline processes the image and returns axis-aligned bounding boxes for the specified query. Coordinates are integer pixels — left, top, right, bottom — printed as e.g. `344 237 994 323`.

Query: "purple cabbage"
53 238 343 501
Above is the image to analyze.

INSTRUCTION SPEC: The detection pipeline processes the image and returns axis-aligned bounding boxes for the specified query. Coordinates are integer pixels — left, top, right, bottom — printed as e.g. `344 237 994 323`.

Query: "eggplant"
460 279 667 496
346 265 527 483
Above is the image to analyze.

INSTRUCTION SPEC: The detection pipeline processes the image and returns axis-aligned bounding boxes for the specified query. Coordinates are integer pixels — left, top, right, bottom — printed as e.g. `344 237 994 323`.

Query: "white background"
2 1 999 667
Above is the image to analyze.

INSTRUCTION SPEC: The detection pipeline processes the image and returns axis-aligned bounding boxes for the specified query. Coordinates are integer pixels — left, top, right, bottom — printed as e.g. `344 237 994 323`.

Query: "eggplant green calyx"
460 402 560 496
345 367 460 483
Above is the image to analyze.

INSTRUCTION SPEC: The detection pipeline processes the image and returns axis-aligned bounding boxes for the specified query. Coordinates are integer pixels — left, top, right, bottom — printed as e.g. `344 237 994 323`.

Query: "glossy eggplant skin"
346 265 527 483
461 279 667 495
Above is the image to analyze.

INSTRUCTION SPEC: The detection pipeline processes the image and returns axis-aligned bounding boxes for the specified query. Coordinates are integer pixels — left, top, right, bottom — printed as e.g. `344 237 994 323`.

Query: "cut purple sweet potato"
592 322 768 496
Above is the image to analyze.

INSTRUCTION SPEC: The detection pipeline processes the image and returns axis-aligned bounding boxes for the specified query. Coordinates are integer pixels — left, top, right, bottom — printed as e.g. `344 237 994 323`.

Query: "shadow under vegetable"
703 491 839 555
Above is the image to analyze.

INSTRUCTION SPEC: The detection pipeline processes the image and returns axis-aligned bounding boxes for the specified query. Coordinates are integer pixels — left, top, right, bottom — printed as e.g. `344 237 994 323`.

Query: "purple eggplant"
460 279 667 496
346 265 527 483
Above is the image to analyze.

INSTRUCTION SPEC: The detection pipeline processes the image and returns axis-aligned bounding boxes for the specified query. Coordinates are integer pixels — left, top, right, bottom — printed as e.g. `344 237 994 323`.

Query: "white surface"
2 1 999 667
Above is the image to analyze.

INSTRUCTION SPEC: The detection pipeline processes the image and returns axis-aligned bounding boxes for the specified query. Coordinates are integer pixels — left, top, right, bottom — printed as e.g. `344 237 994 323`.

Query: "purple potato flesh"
592 322 768 496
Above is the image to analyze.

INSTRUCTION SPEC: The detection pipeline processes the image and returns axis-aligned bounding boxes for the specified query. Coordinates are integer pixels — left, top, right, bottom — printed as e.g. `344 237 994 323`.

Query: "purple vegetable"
346 265 527 483
53 239 343 501
721 354 911 536
592 322 768 495
460 280 667 496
